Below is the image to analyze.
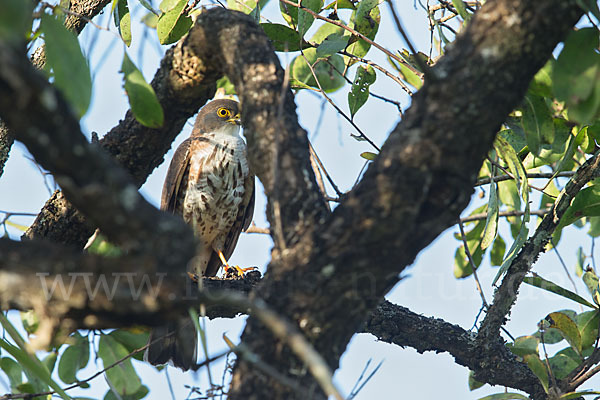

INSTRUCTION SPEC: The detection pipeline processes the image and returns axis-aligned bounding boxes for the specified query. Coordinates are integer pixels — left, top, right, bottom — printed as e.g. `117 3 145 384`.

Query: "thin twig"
299 51 381 152
279 0 419 76
460 209 549 223
386 0 429 74
458 220 488 308
475 171 576 186
309 141 342 196
551 242 578 295
339 51 413 95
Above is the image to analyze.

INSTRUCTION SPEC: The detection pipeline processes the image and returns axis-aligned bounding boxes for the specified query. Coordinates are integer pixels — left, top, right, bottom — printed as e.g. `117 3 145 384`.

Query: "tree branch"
226 0 584 398
0 0 111 179
24 22 221 247
0 40 196 271
185 9 330 252
476 150 600 397
0 237 544 395
362 300 545 396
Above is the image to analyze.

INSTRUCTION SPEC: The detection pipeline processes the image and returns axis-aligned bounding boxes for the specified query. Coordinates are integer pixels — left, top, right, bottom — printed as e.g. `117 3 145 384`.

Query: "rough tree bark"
221 1 584 399
0 0 111 179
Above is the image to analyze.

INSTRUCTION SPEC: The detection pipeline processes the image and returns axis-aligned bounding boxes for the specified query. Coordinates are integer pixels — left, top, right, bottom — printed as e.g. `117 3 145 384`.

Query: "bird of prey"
145 99 255 370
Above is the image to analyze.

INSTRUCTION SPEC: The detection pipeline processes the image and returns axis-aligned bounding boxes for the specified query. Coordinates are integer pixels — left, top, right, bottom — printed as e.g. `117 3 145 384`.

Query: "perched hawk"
145 99 255 370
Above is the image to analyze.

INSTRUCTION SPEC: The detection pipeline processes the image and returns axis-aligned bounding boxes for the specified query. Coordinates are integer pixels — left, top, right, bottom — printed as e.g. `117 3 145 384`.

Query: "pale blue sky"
0 1 598 399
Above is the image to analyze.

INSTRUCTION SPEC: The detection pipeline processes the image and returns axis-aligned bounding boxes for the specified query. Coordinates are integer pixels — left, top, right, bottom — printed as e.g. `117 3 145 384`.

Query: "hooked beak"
227 113 241 125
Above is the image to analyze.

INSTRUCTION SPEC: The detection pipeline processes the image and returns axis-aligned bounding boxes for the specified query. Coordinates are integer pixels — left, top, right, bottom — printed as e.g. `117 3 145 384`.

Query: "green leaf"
533 327 564 345
523 275 597 309
316 33 348 58
498 180 521 212
548 351 579 380
323 0 356 9
229 0 269 14
138 0 158 14
289 78 317 91
114 0 131 46
546 311 582 355
217 76 236 96
20 310 39 335
521 94 554 155
578 0 600 22
104 384 149 400
388 56 423 90
589 216 600 237
345 0 380 62
553 28 600 125
560 185 600 230
249 3 261 22
468 370 485 391
109 329 149 362
575 246 585 277
121 52 164 128
156 0 192 45
159 0 179 12
0 326 70 400
98 335 141 396
260 23 309 52
576 310 600 350
297 0 323 37
0 357 23 389
583 270 600 305
490 234 506 266
529 61 553 98
43 352 58 375
523 354 549 393
506 335 539 357
280 0 299 29
310 21 345 43
86 233 123 257
477 394 529 400
348 65 376 118
58 332 90 384
560 391 600 399
290 48 345 92
360 151 377 161
0 0 33 41
451 0 470 21
481 181 499 250
493 135 530 285
41 13 92 117
141 12 158 29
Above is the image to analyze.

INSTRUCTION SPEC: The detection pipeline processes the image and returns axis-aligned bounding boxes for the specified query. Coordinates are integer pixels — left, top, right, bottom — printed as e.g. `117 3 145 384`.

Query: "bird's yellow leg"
218 251 256 276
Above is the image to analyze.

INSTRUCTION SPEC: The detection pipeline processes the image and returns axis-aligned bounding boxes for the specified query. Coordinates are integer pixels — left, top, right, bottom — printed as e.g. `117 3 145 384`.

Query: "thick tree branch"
226 1 584 399
0 41 195 272
185 9 330 252
476 150 600 397
0 0 111 179
362 300 544 396
0 238 257 324
25 24 220 247
0 237 542 395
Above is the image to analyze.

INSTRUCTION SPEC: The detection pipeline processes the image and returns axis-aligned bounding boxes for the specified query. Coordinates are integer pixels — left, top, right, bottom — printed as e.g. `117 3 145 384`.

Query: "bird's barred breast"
184 135 249 243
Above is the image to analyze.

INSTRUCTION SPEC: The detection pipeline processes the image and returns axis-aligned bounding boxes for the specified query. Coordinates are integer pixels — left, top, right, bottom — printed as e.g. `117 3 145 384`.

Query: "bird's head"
193 99 241 136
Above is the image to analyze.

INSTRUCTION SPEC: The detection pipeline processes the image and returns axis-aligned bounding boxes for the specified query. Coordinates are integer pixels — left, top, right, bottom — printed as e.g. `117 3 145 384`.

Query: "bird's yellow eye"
217 108 231 118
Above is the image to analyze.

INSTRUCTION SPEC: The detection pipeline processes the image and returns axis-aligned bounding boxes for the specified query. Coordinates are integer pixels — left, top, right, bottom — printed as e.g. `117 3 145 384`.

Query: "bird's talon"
223 265 256 277
187 271 200 282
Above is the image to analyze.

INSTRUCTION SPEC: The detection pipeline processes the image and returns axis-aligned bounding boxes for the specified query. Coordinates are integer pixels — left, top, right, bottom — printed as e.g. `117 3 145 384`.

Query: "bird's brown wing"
161 137 213 212
204 175 255 276
161 138 192 212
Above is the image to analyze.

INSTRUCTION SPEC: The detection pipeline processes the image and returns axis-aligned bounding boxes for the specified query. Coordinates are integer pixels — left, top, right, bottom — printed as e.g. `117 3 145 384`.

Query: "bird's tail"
144 317 197 371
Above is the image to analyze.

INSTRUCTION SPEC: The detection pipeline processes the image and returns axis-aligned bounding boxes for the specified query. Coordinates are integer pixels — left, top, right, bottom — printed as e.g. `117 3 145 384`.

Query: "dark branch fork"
0 1 589 399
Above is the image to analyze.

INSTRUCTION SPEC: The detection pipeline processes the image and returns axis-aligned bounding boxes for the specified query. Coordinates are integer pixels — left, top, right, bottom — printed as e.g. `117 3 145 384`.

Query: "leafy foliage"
6 0 600 399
